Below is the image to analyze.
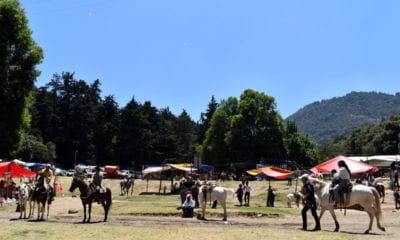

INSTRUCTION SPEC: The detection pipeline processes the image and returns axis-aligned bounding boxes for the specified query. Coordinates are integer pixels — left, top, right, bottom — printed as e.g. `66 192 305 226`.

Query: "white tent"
142 164 197 178
347 155 400 168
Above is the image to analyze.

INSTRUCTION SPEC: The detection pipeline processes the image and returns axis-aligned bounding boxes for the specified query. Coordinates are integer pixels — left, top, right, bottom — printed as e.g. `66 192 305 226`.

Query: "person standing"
300 174 320 231
235 183 244 206
394 170 399 191
244 181 252 206
332 160 351 207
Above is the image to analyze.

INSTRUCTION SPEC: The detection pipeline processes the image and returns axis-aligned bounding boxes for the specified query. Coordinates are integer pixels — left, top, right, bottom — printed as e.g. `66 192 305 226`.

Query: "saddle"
329 183 353 208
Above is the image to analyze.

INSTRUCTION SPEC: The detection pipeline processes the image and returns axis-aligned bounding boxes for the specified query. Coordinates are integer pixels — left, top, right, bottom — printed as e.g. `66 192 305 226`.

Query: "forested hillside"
286 91 400 144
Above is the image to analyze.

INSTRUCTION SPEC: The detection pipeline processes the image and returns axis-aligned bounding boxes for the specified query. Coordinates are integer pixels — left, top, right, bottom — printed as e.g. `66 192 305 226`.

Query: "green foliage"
284 120 319 167
345 115 400 155
287 92 400 145
197 95 218 144
202 89 288 168
0 0 43 157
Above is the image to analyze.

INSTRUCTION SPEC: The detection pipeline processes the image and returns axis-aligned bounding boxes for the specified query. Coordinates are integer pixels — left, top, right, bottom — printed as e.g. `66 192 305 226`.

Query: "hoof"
380 227 386 232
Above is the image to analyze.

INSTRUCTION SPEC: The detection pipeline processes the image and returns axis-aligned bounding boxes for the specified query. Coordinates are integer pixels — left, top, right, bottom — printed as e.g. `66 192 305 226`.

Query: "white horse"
198 185 234 221
286 192 303 208
309 177 385 234
17 184 30 219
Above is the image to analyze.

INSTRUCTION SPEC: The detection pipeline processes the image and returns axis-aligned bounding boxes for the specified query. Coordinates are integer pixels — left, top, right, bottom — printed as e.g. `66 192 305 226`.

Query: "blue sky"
20 0 400 120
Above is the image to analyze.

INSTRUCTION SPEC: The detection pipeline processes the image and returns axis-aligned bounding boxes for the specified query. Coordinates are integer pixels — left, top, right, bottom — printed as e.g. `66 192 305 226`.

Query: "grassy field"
0 177 365 240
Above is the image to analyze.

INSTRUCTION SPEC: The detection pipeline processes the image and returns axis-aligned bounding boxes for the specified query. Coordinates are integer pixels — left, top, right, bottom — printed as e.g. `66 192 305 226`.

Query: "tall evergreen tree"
175 110 197 163
93 95 120 166
45 72 101 167
0 0 43 157
198 95 218 143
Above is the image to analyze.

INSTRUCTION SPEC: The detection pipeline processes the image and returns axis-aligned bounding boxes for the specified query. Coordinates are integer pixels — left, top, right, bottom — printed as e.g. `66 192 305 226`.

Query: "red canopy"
260 167 294 180
310 155 379 174
0 161 37 178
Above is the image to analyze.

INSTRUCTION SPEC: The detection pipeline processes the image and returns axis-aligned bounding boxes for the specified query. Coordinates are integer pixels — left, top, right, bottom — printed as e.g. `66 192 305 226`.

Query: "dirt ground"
1 191 400 240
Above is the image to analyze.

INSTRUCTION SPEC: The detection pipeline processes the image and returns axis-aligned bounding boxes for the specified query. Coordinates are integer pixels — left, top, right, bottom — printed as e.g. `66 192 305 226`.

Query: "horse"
17 184 30 219
32 174 53 220
198 185 234 221
309 177 385 234
69 177 112 223
120 178 134 196
287 192 303 208
374 183 385 203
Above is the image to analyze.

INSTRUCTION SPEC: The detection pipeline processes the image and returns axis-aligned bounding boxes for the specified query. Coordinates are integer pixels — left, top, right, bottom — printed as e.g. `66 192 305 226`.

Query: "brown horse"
69 177 112 223
32 175 53 220
374 183 385 203
120 178 134 196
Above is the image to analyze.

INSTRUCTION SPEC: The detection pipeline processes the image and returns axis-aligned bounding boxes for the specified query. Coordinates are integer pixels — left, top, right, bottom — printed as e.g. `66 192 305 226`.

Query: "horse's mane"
308 177 328 191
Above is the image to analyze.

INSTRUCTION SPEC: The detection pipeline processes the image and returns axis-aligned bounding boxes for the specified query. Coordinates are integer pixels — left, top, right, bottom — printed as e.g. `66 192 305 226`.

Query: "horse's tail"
371 187 382 221
225 188 235 200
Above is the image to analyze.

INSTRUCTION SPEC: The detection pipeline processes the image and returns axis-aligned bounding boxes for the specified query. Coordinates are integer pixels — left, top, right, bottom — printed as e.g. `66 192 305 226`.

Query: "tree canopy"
0 0 43 157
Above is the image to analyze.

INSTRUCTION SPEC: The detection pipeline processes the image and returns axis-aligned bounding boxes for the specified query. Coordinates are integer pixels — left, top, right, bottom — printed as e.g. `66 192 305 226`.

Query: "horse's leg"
22 203 26 219
105 191 112 221
19 203 23 219
29 200 35 219
40 202 45 220
87 203 92 223
220 201 227 221
28 200 32 218
328 208 340 232
82 203 87 223
318 208 325 219
46 201 50 219
102 199 109 222
36 202 41 220
363 208 374 234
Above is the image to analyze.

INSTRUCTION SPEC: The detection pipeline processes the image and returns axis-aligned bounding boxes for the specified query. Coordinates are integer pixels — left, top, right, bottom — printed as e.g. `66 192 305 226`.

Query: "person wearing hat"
181 193 195 217
92 167 103 203
40 164 55 201
300 174 320 231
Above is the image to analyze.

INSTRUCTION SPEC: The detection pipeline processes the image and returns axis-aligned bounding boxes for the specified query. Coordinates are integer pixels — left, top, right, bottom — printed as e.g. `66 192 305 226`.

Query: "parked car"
135 171 142 179
66 169 75 176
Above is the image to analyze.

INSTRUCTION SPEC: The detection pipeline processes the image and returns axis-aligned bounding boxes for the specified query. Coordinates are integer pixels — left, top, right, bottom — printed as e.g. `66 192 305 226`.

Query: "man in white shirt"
181 193 195 217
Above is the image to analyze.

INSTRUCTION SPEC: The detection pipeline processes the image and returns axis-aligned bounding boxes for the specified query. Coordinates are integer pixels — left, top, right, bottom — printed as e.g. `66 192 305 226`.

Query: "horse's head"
18 184 29 199
69 176 78 192
36 174 48 189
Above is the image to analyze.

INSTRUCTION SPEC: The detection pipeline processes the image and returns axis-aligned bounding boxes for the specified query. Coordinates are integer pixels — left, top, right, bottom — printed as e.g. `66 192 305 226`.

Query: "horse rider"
39 164 55 201
92 166 103 203
332 160 351 207
367 173 376 186
75 166 86 180
300 174 320 231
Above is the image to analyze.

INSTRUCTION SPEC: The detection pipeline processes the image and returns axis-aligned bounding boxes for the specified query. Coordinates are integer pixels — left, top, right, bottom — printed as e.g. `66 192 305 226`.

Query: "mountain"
286 91 400 145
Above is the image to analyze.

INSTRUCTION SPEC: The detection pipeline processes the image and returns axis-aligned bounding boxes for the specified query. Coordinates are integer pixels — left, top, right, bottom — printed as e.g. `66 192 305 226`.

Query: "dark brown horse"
32 174 53 220
69 177 112 223
120 178 134 196
374 183 385 203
